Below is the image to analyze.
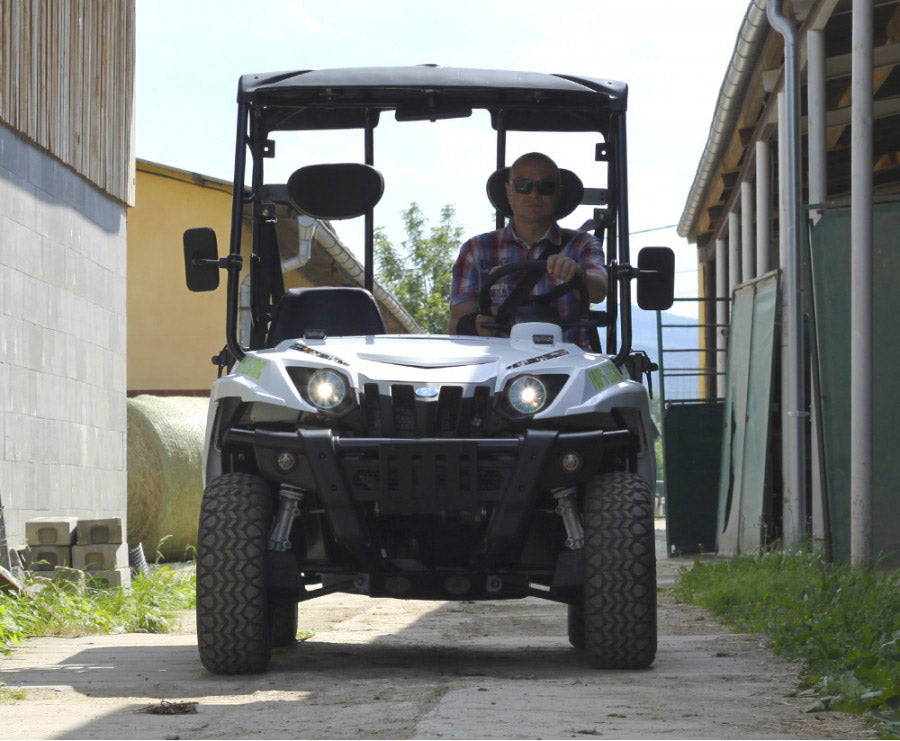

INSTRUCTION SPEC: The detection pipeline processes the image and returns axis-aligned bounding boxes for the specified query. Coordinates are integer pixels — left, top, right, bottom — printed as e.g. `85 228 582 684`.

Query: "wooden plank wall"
0 0 135 205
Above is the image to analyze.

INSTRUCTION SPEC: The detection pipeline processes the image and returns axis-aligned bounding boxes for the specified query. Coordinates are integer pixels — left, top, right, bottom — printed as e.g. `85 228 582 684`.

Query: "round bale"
127 395 209 561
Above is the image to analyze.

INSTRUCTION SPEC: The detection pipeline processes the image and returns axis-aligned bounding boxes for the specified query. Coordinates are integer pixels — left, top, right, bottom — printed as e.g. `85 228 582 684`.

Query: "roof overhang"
678 0 900 254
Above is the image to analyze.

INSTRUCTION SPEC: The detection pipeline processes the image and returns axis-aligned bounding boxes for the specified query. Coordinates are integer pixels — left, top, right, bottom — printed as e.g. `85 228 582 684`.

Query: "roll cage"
193 66 663 367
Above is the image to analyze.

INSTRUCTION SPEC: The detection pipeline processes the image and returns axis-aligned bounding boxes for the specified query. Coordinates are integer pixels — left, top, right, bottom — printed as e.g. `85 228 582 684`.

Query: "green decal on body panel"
236 356 268 380
588 362 623 391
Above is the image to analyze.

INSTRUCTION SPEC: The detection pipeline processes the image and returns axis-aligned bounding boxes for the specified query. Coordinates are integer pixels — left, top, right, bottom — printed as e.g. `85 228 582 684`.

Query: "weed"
0 683 27 703
0 565 196 650
671 550 899 737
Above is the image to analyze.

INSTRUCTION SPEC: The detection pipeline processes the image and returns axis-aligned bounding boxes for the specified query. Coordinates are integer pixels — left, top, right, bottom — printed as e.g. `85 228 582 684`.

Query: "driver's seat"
266 287 386 346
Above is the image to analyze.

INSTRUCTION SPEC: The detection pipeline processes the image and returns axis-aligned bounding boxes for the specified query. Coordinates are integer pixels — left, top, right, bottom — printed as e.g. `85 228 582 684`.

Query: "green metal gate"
809 202 900 567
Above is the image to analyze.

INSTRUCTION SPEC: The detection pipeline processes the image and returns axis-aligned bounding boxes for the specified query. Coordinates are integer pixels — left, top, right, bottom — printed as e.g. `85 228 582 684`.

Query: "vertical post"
850 0 873 568
496 118 507 230
364 111 375 293
807 24 828 549
741 181 755 282
716 238 728 398
728 210 741 296
769 0 807 550
808 28 828 225
226 103 249 362
613 113 633 365
656 308 667 421
756 139 771 276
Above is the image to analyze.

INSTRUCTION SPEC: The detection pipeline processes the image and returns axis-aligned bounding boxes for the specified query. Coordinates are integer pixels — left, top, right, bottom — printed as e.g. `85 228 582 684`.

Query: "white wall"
0 122 127 549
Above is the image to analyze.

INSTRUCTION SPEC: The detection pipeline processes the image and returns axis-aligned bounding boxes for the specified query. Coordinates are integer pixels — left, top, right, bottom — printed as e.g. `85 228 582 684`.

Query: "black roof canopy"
238 66 627 134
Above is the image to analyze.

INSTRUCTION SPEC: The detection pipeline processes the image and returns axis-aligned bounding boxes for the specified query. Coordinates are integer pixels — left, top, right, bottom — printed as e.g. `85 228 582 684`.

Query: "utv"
183 65 674 675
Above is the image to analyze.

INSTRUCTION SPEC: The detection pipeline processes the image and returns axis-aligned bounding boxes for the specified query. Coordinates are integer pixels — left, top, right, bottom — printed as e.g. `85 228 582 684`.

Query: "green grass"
671 549 899 737
0 565 196 650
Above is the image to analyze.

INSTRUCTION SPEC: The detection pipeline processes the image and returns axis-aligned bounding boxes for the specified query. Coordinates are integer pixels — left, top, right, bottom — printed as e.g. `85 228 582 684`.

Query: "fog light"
275 451 298 473
560 452 582 473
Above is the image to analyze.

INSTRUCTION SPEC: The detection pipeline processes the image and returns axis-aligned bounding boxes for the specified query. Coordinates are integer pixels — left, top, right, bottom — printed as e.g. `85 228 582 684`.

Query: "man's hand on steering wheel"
477 258 590 334
546 254 585 283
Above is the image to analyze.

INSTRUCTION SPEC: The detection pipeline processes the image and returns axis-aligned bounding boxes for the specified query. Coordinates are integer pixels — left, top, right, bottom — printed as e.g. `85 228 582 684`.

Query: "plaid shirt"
451 223 606 348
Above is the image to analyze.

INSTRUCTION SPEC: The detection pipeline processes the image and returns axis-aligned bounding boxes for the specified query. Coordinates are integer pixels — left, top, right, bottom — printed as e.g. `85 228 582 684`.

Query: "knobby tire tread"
196 473 274 674
583 471 657 669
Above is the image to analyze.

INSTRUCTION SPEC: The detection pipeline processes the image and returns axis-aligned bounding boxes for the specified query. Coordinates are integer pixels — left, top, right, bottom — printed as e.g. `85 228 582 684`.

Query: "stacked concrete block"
23 516 131 588
72 518 130 589
24 517 78 571
76 518 125 547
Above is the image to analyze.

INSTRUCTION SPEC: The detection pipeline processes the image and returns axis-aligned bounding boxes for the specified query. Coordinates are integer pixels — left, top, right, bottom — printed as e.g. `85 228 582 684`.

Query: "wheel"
582 471 657 669
196 473 274 674
567 600 585 649
270 601 299 647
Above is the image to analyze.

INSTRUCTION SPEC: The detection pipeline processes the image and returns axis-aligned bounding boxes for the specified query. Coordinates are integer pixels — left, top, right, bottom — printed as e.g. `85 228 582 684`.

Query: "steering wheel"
477 259 590 332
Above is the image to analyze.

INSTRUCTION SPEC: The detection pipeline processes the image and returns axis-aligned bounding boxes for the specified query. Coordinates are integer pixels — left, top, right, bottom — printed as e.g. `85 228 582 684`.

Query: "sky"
136 0 751 318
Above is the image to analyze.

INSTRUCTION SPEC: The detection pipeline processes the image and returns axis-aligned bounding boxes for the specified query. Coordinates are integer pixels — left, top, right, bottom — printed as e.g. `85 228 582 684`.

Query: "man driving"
449 152 608 350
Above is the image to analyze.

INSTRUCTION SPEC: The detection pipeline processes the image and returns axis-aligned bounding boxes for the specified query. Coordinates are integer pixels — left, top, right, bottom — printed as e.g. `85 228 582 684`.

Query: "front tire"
196 473 274 674
582 471 657 668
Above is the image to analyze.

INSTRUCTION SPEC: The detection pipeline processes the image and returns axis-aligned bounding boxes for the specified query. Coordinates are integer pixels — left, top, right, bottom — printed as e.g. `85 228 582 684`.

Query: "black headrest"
486 167 584 220
287 163 384 220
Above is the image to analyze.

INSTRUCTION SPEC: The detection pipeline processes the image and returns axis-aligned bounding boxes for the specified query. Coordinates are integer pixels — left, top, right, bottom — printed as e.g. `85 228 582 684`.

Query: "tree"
375 202 463 335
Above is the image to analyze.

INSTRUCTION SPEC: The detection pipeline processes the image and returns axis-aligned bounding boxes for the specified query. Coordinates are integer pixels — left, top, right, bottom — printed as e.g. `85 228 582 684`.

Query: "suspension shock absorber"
552 486 584 550
268 484 305 552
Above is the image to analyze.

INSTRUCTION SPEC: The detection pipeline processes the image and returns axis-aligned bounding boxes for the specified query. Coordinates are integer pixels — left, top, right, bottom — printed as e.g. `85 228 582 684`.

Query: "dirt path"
0 534 875 740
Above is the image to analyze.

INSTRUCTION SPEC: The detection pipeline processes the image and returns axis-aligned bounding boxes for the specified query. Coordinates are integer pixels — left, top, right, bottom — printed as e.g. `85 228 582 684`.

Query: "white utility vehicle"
184 65 675 675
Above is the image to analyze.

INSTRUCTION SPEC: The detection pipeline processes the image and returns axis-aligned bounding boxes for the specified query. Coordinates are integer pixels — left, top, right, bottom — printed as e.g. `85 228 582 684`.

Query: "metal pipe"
716 238 728 398
768 0 807 550
226 102 249 361
807 28 827 226
496 114 506 230
364 111 375 293
249 110 266 346
741 181 755 282
755 139 771 275
777 92 787 271
728 210 741 296
613 112 633 367
807 25 828 548
850 0 873 569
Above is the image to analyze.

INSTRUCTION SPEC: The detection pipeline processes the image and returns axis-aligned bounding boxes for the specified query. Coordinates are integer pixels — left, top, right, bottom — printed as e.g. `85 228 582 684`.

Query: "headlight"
507 375 547 415
307 369 347 410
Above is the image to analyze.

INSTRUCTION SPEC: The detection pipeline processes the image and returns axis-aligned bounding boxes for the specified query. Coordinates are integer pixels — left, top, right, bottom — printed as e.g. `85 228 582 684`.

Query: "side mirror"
183 227 220 292
636 246 675 310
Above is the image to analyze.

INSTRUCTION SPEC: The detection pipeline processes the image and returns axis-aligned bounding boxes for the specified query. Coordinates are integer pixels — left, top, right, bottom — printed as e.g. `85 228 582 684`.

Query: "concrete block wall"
0 122 128 547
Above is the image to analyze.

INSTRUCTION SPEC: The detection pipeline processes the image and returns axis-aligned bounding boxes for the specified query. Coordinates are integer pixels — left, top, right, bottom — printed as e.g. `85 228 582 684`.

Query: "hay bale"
127 396 209 561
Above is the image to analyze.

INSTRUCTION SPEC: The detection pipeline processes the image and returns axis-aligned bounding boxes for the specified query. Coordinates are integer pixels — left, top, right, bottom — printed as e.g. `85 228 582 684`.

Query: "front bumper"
223 425 632 568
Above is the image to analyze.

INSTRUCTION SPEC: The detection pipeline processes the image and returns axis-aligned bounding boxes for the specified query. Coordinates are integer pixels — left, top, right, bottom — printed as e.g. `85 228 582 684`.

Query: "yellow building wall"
127 162 246 394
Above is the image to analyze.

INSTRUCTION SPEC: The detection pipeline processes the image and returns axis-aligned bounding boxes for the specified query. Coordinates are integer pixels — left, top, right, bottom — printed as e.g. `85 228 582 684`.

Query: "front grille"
361 383 494 438
344 442 514 513
340 382 512 513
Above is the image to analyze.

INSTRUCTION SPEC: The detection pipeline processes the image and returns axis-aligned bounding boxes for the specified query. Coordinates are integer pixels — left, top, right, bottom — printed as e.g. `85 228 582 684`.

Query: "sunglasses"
510 177 558 196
